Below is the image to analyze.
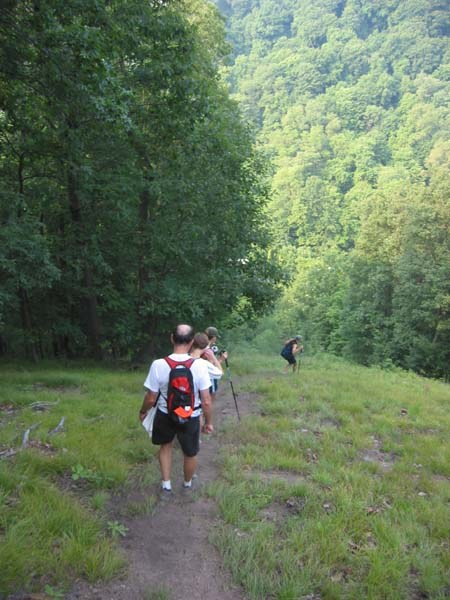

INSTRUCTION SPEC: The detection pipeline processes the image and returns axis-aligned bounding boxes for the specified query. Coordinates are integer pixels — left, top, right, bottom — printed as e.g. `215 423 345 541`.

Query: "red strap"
164 356 195 369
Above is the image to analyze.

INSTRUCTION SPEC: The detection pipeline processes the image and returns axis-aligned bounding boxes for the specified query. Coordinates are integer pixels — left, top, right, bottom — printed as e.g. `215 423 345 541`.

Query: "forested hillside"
215 0 450 379
0 0 280 360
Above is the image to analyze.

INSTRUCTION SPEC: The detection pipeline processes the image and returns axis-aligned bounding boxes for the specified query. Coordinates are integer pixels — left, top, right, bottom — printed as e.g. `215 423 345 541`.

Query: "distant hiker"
191 332 223 430
280 335 303 373
191 332 223 384
201 326 227 401
139 324 213 497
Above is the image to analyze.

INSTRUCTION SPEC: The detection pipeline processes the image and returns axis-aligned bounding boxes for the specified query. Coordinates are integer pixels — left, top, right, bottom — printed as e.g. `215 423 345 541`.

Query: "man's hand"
139 390 158 422
202 423 214 434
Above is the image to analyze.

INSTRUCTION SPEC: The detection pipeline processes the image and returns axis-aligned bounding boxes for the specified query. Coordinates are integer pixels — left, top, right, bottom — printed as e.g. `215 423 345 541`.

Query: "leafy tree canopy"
214 0 450 378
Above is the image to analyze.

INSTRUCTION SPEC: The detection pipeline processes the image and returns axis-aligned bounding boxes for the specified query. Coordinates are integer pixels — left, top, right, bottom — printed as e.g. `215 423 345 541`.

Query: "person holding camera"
191 332 223 382
280 335 304 373
201 326 227 401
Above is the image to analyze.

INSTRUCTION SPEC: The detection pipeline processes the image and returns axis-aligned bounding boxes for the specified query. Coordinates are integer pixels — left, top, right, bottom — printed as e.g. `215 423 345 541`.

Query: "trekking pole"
224 358 241 421
297 346 304 375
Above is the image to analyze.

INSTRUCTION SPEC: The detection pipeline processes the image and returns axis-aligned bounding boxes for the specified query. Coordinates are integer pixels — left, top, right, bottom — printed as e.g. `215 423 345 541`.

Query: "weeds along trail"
67 379 248 600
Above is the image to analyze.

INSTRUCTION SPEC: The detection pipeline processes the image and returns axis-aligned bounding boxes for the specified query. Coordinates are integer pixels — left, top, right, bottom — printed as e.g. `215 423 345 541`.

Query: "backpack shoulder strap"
164 356 196 369
164 356 176 369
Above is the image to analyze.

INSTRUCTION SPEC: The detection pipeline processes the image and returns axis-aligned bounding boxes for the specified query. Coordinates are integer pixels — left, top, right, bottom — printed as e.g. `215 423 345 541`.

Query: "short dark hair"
192 332 209 350
172 324 194 345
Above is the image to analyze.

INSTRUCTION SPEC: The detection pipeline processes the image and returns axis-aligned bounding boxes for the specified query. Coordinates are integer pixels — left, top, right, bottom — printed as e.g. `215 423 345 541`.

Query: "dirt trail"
68 379 253 600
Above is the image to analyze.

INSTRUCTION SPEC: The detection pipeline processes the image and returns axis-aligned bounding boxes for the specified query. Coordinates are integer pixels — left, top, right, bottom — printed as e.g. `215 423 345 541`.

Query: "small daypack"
280 342 293 358
164 357 196 423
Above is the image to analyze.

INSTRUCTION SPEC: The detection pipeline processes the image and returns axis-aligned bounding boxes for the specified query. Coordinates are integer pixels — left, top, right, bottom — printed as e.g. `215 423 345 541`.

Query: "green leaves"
217 0 450 378
0 0 279 359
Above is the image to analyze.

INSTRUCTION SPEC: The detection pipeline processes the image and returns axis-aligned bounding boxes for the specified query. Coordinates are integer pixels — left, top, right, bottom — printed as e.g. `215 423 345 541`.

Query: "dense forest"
215 0 450 379
1 0 449 379
0 0 280 360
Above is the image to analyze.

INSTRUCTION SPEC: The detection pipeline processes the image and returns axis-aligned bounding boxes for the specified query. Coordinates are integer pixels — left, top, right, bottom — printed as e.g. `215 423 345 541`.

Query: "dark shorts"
282 353 296 365
152 409 200 457
209 379 219 394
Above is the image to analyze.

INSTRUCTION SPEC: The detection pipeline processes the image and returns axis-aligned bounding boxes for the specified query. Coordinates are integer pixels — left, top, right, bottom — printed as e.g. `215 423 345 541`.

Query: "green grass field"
0 354 449 599
0 361 157 597
211 353 450 599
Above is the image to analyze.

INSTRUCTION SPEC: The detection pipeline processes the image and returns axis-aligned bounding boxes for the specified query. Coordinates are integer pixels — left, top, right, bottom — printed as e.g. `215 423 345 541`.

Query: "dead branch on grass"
31 400 60 411
21 422 41 449
48 417 65 436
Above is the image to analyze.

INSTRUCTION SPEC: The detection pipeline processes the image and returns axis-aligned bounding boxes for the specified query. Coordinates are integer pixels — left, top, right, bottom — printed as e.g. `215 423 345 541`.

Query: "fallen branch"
31 400 60 411
0 448 17 459
21 422 41 449
83 414 105 423
48 417 65 436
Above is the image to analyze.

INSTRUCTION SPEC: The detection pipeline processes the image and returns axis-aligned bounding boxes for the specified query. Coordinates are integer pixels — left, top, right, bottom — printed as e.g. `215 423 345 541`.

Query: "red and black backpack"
164 357 196 423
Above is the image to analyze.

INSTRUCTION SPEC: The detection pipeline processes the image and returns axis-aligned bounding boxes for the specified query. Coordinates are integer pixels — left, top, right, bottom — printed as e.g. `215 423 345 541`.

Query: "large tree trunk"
67 165 103 359
19 287 39 362
17 152 39 361
137 187 150 297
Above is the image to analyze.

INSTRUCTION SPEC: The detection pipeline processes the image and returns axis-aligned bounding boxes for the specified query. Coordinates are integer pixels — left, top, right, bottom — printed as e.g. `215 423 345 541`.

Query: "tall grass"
0 361 157 597
210 351 450 599
1 354 449 599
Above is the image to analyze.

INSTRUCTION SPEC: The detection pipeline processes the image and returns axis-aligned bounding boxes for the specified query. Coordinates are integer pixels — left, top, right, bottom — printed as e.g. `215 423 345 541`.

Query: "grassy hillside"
0 355 449 598
214 0 450 378
0 362 157 597
211 352 450 598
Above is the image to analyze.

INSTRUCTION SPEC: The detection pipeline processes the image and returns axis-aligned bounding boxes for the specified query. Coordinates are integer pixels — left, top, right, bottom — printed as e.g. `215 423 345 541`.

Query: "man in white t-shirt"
139 324 213 496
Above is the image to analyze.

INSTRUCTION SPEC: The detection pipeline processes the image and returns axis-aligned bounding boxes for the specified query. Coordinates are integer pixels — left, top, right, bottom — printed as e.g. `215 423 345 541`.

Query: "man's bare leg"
159 442 173 481
183 455 197 484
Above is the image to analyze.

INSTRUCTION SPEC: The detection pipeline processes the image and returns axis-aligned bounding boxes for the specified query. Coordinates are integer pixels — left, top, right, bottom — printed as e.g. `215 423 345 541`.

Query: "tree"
0 0 280 359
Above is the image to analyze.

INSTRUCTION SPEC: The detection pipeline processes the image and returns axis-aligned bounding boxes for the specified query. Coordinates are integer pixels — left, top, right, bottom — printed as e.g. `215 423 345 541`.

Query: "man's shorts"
283 354 296 365
152 409 200 457
209 378 219 394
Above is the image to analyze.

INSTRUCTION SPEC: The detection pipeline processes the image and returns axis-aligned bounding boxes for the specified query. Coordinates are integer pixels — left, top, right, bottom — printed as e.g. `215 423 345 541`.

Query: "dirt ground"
67 380 253 600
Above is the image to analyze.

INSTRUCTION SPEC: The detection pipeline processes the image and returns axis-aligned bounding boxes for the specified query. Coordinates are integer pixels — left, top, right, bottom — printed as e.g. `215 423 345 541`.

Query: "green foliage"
0 0 281 360
44 585 65 600
216 0 450 378
71 463 114 487
0 362 153 596
211 351 450 599
107 521 129 538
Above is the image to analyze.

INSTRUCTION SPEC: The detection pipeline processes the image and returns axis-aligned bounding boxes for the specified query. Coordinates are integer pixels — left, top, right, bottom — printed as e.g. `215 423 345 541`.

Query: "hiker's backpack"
164 357 196 423
280 341 293 358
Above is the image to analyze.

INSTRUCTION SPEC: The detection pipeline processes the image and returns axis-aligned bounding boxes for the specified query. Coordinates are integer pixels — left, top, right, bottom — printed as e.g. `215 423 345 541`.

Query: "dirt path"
68 380 252 600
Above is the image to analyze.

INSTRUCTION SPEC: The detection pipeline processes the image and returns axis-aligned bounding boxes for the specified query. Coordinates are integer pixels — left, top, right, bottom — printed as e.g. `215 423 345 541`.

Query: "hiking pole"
224 358 241 421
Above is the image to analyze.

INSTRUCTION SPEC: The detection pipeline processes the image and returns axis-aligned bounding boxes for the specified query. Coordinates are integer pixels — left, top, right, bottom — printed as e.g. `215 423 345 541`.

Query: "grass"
209 351 450 600
0 361 158 597
0 353 449 599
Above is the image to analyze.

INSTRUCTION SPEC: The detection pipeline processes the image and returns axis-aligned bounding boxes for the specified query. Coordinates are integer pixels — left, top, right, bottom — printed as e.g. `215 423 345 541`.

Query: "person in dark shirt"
280 335 303 373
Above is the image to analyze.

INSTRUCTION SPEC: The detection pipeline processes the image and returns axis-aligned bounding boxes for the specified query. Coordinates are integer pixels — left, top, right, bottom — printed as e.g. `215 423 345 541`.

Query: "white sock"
162 480 172 491
183 480 192 488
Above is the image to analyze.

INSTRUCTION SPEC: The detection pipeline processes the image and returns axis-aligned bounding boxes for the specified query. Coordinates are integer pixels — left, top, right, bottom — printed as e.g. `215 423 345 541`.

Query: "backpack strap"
164 356 196 369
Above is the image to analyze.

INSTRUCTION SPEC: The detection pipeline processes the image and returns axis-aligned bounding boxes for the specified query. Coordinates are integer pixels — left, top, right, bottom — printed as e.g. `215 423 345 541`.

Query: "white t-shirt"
143 353 211 417
203 358 223 381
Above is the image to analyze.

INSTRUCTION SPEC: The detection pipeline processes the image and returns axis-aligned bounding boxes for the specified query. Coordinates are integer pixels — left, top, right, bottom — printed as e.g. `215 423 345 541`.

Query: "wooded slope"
216 0 450 378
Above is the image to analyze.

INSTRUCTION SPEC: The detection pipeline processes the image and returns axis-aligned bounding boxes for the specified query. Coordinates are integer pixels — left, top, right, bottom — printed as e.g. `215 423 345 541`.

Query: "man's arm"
200 388 213 433
139 389 158 422
218 350 228 365
202 347 223 370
